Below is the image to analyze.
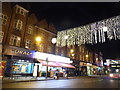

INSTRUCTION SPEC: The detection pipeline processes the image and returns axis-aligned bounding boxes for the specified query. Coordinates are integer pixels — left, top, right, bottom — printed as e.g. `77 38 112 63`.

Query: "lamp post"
51 38 57 54
46 57 48 80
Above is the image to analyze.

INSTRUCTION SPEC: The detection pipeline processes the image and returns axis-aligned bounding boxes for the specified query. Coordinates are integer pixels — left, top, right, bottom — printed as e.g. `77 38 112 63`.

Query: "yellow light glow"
96 58 98 60
71 54 75 56
70 49 74 53
17 37 21 40
85 54 88 58
36 37 41 42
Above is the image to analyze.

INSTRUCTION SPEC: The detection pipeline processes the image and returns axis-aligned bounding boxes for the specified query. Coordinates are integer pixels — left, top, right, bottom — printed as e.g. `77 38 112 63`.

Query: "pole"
46 57 48 80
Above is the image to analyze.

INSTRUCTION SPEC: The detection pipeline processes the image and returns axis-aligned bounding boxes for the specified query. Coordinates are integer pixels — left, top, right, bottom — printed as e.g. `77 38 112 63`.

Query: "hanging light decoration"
56 15 120 47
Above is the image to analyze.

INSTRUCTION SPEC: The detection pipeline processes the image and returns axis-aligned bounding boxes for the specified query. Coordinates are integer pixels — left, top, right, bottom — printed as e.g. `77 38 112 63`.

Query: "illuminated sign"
4 46 35 58
35 52 71 63
11 49 33 56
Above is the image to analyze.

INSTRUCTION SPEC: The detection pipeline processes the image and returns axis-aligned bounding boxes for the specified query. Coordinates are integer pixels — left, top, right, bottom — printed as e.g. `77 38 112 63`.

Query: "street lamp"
51 38 57 54
36 37 41 43
85 54 89 58
51 38 57 44
70 49 74 53
35 36 42 51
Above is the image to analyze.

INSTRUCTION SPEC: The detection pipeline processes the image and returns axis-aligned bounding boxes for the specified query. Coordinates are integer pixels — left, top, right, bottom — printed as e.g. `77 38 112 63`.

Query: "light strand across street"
56 15 120 47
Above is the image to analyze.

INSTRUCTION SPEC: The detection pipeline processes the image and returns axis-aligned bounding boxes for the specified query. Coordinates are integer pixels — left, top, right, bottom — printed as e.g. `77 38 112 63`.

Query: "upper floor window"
61 50 64 56
0 13 8 25
80 46 82 52
15 20 23 30
2 32 4 36
55 48 59 55
0 31 4 43
9 35 21 46
16 5 28 16
80 55 82 60
25 39 31 49
83 48 85 53
27 25 33 35
39 44 44 52
47 46 52 53
83 56 85 61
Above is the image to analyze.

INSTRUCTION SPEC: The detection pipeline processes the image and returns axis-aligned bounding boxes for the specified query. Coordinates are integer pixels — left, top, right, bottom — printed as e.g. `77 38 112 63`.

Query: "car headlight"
109 74 113 77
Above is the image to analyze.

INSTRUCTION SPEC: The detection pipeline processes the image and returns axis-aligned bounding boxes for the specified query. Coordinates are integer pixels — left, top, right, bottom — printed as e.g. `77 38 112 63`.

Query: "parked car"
109 73 120 79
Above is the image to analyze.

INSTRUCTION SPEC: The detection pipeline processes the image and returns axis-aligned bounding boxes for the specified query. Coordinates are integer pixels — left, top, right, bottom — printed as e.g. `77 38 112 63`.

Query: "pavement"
1 75 110 84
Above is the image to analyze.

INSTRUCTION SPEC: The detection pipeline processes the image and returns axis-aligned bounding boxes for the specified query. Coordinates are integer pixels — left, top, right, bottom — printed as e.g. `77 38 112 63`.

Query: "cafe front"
34 52 75 78
3 46 35 77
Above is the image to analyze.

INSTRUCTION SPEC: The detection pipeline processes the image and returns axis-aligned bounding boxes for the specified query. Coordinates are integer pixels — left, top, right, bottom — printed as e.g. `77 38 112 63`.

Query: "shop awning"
56 62 75 68
38 60 60 67
38 60 75 68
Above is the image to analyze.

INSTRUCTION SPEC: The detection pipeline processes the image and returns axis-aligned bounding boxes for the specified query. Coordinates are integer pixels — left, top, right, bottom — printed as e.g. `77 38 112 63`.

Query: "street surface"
2 77 120 88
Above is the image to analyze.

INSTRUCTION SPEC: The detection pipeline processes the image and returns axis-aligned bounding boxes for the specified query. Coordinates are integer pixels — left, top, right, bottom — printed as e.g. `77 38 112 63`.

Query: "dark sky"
17 2 120 31
16 2 120 60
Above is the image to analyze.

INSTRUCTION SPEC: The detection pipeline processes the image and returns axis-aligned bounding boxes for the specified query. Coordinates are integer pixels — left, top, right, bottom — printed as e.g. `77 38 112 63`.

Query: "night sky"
15 2 120 60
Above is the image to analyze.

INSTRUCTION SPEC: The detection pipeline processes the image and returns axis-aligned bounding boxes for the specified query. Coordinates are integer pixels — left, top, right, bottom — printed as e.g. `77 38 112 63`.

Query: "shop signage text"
12 49 33 56
4 46 35 58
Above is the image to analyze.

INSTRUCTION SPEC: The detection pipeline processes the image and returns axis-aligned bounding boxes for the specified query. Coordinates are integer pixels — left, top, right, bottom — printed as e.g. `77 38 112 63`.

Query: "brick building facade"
1 3 57 77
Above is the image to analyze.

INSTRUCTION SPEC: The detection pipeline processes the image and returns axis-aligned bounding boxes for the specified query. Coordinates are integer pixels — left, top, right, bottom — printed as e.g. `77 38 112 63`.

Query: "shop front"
80 62 98 75
3 46 35 77
34 52 75 79
0 61 7 78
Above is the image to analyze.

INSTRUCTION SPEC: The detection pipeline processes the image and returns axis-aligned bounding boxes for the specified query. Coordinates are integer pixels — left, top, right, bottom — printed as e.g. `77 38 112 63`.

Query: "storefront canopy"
56 62 75 68
38 60 60 67
38 60 75 68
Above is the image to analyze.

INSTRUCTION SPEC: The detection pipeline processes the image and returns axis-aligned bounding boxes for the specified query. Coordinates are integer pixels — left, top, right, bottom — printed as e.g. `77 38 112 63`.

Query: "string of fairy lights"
56 15 120 47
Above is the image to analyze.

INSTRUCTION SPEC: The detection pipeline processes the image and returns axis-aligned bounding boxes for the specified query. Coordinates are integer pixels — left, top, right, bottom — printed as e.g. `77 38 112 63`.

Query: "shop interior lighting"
35 52 71 63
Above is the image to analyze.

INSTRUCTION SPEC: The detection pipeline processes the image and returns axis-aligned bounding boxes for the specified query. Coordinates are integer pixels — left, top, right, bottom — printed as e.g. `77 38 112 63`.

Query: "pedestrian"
54 69 59 79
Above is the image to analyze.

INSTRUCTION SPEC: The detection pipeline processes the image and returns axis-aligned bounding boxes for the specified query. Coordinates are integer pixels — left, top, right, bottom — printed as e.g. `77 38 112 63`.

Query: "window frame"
25 39 31 49
27 25 33 35
16 7 26 16
10 35 21 46
1 14 8 25
15 19 23 30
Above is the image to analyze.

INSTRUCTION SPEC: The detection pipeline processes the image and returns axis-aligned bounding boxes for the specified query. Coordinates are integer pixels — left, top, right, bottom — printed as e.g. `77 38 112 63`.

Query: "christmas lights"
56 15 120 47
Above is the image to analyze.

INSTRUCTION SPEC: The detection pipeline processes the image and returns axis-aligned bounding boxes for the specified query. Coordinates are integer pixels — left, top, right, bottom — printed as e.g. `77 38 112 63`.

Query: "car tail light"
109 74 113 77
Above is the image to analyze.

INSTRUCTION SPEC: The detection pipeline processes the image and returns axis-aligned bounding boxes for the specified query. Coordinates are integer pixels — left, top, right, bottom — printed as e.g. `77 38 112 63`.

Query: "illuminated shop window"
10 35 21 46
25 39 31 49
27 25 33 35
15 19 23 30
